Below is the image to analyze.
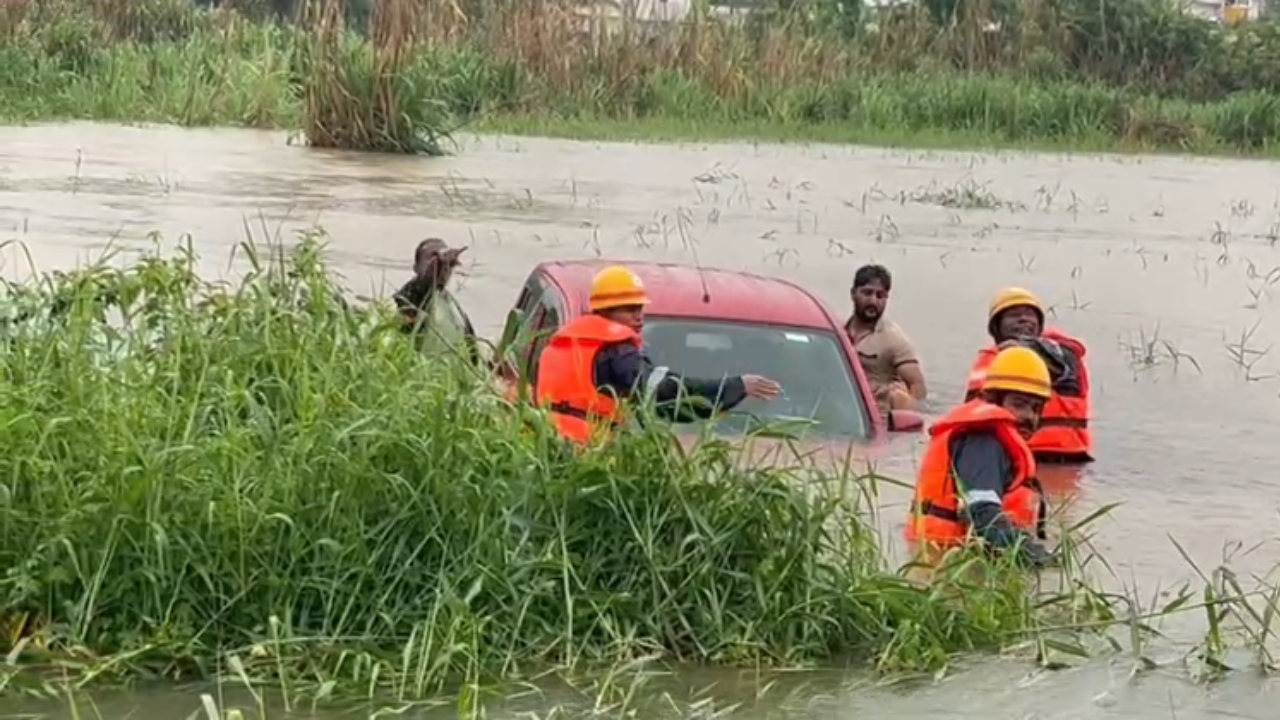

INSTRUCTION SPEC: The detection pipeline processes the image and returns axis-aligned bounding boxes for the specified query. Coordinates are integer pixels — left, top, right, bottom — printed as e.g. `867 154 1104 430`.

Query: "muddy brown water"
3 123 1280 719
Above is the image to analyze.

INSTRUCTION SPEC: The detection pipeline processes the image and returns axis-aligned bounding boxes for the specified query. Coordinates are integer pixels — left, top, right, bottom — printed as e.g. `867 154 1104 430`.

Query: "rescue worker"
395 238 479 365
964 287 1092 464
845 264 927 415
908 346 1056 568
534 265 782 444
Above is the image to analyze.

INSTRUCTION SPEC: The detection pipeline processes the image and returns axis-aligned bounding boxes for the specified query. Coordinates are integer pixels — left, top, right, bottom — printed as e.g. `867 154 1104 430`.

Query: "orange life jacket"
534 314 641 444
965 328 1091 460
906 399 1042 546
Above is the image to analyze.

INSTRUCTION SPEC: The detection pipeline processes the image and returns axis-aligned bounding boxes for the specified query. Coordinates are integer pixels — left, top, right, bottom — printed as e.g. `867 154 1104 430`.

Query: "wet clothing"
394 275 479 365
907 399 1049 562
846 315 921 416
534 314 749 444
965 329 1092 463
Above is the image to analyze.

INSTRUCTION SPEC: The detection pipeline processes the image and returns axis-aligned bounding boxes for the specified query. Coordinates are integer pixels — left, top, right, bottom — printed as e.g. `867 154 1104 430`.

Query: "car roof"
537 259 840 331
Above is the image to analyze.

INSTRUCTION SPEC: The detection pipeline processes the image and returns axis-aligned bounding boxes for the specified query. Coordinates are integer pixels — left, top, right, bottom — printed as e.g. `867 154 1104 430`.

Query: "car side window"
513 276 540 316
510 276 546 355
511 274 565 383
526 291 562 380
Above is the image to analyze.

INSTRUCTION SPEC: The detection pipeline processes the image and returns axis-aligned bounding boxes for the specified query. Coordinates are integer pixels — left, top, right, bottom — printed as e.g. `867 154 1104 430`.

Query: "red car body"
503 259 923 446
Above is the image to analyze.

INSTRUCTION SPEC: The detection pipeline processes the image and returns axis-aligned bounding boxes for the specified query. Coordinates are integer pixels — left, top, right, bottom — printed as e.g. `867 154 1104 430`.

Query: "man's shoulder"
879 318 910 338
594 339 643 360
877 318 920 357
947 426 1007 456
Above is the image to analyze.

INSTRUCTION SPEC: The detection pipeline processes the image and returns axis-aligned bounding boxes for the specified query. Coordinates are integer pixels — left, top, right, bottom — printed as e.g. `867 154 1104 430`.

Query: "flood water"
3 123 1280 719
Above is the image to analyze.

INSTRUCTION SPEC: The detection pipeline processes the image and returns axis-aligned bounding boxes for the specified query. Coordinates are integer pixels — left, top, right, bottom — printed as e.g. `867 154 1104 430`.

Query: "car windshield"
640 317 872 441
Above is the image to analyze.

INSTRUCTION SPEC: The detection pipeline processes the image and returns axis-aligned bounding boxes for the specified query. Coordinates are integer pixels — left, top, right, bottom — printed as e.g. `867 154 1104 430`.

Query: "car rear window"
640 317 872 441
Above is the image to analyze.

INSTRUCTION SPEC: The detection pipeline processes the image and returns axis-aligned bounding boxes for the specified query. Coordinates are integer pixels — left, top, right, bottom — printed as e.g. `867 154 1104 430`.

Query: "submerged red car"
499 259 924 444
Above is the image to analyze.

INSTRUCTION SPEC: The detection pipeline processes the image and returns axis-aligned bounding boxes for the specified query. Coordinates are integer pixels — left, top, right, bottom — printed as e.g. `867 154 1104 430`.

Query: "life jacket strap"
912 500 960 522
912 493 1048 541
549 401 624 428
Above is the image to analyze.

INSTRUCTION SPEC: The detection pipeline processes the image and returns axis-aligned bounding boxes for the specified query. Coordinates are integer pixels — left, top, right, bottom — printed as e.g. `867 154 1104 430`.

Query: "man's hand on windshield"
741 375 782 400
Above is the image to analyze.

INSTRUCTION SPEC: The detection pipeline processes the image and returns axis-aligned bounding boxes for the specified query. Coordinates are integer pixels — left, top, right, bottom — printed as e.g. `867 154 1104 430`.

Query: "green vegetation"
3 234 1279 715
2 0 1280 153
0 232 1108 700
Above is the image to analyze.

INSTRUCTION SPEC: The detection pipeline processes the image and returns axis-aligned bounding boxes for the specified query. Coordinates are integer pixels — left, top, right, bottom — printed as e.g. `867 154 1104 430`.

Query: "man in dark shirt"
589 273 780 422
964 286 1092 464
908 346 1056 568
534 265 781 437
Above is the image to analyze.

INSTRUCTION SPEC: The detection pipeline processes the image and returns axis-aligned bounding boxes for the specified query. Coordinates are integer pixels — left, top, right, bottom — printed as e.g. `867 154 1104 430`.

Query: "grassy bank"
0 233 1110 700
2 0 1280 153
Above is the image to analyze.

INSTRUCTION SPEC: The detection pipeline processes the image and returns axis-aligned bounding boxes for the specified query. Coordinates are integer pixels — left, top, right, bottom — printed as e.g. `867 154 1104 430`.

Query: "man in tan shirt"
845 264 927 415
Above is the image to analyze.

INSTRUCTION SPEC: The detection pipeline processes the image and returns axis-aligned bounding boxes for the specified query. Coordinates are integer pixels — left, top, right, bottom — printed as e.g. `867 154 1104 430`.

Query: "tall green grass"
2 0 1280 152
0 231 1108 698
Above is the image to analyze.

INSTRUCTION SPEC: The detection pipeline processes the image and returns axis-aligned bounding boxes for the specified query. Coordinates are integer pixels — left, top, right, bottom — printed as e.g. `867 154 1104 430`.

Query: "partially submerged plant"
297 0 453 153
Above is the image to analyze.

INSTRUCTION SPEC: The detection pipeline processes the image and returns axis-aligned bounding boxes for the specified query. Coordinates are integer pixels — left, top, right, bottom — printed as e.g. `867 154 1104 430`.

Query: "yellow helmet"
589 265 650 312
987 286 1044 337
982 346 1052 399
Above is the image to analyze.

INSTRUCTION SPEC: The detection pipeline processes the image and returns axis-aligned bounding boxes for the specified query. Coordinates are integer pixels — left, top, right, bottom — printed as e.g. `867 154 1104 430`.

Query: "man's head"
589 265 650 333
980 346 1050 439
413 238 467 290
851 264 892 324
987 286 1045 342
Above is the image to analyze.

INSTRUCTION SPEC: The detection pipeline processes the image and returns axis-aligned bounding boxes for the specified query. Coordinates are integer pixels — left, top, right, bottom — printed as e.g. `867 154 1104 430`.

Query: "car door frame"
824 307 887 439
510 270 567 388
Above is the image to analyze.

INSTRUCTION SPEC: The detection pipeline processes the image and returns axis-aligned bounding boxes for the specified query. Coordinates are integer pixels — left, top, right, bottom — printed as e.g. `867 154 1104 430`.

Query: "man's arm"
1028 337 1081 397
887 327 927 401
948 432 1032 549
654 372 749 421
1049 342 1083 397
595 344 748 422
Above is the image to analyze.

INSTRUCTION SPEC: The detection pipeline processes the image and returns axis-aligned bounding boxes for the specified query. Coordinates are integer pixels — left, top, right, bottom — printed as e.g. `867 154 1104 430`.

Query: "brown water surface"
3 123 1279 719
